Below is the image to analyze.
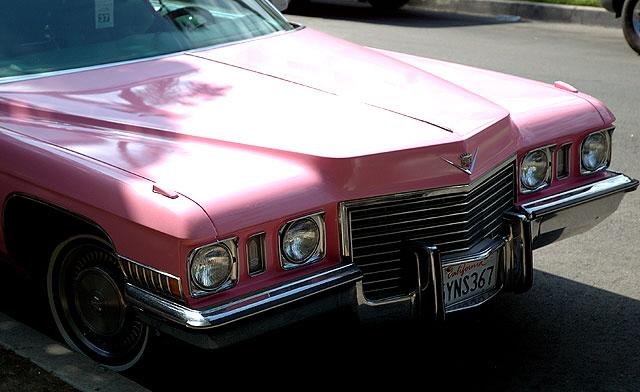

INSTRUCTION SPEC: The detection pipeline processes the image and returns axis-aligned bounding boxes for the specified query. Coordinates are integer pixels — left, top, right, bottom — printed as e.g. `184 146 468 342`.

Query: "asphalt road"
3 2 639 391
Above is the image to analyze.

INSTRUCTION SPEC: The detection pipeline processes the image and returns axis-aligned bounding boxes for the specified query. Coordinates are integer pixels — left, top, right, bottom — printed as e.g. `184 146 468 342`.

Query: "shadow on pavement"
130 270 639 391
1 263 638 391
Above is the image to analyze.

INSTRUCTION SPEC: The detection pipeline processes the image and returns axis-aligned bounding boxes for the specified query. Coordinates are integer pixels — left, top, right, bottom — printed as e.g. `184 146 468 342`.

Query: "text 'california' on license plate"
442 252 498 306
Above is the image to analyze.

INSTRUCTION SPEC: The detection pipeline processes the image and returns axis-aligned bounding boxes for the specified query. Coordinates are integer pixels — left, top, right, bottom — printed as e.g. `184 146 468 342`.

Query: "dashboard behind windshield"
0 0 292 79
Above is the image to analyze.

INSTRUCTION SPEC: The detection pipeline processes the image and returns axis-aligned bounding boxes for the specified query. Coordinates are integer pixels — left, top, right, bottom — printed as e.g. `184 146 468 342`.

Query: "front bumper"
125 172 638 348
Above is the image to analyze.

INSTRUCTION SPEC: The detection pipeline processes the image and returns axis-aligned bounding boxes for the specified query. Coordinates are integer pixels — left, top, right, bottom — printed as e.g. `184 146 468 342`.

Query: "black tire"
621 0 640 54
368 0 409 11
47 235 149 370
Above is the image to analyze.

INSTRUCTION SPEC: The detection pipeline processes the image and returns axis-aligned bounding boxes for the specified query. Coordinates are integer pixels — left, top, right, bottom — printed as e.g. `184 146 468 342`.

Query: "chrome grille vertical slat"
343 160 515 301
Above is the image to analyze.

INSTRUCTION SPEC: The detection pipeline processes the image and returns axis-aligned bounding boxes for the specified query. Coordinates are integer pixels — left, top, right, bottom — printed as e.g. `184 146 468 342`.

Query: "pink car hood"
0 28 515 158
0 27 606 234
197 28 510 138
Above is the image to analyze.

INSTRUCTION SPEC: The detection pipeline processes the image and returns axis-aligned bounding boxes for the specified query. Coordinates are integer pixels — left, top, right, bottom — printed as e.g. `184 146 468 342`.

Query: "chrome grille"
341 160 515 301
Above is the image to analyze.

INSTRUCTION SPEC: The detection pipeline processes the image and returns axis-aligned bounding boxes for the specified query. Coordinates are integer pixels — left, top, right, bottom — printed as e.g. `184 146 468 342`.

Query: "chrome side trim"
125 264 362 329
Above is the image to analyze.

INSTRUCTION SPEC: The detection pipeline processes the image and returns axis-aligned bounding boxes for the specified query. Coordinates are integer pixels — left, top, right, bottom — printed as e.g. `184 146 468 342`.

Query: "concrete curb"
408 0 621 28
0 312 148 392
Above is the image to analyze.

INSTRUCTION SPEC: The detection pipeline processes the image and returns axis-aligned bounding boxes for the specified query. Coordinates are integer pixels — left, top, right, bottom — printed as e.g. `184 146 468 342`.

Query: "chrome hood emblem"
441 148 479 174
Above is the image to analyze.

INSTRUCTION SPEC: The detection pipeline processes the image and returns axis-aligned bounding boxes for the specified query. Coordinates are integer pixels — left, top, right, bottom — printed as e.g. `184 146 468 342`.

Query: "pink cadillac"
0 0 637 370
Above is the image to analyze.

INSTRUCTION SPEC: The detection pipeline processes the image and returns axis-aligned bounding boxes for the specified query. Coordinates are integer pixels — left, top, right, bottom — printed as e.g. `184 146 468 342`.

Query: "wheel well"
3 194 111 273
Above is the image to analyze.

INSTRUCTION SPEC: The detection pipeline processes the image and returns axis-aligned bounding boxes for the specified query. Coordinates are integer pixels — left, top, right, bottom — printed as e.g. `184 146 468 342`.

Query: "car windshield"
0 0 293 79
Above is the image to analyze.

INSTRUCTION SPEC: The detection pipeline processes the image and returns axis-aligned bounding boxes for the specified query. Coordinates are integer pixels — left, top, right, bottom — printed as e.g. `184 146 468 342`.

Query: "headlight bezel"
520 146 553 193
187 237 238 298
279 213 326 270
580 129 611 175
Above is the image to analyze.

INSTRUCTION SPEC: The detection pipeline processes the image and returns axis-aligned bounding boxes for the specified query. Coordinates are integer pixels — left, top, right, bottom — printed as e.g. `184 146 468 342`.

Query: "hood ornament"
441 147 479 175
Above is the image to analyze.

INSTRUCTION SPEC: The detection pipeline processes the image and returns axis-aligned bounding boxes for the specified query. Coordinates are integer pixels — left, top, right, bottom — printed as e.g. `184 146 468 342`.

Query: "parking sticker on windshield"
95 0 114 29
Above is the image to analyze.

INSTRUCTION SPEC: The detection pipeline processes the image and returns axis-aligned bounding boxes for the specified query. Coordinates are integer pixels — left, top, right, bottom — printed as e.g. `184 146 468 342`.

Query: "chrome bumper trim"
519 172 638 249
125 264 362 329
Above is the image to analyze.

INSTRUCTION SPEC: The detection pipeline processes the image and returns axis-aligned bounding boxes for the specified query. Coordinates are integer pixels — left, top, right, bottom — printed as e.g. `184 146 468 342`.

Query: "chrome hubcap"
74 267 126 336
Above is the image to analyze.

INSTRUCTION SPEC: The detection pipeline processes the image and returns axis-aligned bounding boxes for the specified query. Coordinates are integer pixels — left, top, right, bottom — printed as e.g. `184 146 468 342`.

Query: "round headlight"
581 132 609 172
282 218 320 264
520 149 550 190
190 244 233 290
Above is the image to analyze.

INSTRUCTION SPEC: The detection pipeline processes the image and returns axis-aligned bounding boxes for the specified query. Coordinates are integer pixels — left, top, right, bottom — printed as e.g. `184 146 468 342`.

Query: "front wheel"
622 0 640 54
47 236 149 370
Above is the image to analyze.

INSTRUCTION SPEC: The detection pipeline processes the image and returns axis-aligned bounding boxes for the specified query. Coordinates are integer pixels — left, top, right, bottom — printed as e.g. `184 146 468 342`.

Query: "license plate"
442 252 498 306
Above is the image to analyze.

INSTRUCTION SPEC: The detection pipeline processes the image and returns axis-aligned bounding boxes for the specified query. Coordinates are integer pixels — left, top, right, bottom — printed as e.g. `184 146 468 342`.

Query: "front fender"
0 126 217 277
